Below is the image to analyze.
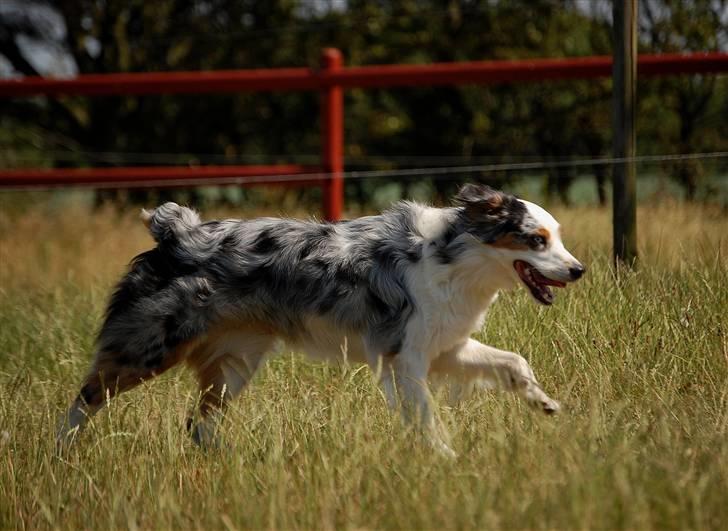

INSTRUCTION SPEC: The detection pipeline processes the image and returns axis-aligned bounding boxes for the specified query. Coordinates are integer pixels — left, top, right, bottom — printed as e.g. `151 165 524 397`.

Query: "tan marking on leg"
187 322 272 412
185 320 275 445
79 342 194 406
58 340 197 448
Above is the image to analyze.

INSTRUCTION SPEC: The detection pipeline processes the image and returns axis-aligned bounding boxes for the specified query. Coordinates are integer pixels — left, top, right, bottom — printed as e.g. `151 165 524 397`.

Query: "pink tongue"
533 271 565 288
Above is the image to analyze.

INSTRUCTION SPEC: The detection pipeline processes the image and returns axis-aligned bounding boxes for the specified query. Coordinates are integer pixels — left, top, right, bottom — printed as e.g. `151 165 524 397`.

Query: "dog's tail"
141 202 201 245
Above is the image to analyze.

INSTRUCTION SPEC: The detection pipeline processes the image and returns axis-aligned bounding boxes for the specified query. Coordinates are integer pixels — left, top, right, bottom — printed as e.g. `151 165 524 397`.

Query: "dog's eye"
529 234 547 248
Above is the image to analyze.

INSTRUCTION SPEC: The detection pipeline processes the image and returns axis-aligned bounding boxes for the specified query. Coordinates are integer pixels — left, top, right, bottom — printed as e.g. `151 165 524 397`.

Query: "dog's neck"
416 206 517 311
443 242 515 299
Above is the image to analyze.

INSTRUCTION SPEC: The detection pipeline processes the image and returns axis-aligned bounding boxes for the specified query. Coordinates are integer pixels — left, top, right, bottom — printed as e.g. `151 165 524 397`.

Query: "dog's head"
454 183 585 305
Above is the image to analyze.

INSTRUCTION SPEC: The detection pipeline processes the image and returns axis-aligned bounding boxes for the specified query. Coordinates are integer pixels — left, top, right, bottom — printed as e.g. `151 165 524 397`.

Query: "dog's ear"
454 184 506 217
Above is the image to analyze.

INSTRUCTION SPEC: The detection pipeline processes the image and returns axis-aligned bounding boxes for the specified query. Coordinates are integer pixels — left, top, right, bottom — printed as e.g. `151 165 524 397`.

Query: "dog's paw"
531 396 561 415
189 421 222 449
438 443 458 460
542 398 561 415
427 436 458 459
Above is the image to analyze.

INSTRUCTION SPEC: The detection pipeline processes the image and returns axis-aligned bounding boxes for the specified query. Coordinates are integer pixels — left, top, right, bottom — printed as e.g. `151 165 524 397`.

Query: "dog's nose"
569 264 585 280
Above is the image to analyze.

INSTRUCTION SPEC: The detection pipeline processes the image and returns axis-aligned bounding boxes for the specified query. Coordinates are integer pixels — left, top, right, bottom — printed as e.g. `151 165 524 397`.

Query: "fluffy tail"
141 202 201 245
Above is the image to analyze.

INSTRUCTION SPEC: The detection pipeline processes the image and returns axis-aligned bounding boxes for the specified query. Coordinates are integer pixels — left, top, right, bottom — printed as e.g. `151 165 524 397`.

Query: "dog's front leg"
386 353 456 458
430 338 560 414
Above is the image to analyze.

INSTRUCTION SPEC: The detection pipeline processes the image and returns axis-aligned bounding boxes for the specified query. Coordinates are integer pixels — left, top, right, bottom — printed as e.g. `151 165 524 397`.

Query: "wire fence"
3 148 728 166
1 151 725 191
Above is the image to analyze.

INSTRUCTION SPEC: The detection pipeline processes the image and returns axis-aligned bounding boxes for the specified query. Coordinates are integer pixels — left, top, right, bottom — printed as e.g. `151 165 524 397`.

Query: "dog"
57 183 584 455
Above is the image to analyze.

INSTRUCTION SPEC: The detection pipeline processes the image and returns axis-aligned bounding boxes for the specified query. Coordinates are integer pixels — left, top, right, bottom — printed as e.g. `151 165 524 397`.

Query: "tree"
639 0 728 199
1 0 725 208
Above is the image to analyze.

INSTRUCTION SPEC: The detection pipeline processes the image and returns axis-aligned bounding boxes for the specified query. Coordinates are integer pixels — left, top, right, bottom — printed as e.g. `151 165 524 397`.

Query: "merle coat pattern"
58 184 584 456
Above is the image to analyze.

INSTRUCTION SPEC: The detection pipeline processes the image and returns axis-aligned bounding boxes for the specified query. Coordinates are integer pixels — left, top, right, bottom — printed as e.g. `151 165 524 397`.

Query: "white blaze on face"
521 200 558 235
520 200 580 281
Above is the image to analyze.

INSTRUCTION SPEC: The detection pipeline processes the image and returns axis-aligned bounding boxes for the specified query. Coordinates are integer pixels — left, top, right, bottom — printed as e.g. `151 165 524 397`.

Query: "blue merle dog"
58 184 585 456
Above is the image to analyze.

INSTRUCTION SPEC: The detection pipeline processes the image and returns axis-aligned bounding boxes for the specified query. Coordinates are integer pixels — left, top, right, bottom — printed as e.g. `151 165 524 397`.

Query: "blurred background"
1 0 727 213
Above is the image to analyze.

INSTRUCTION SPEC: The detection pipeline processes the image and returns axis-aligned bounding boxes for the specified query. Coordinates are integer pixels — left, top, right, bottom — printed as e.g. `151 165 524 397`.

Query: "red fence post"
320 48 344 221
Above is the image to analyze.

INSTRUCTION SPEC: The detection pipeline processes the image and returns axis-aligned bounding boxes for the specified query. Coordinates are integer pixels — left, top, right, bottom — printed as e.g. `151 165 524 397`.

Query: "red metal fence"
1 50 727 219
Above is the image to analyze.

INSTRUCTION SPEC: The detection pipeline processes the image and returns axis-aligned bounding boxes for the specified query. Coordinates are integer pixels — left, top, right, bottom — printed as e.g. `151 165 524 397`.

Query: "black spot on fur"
372 240 420 270
316 286 343 314
298 239 318 260
251 229 279 254
143 354 164 368
192 278 213 304
318 224 334 236
404 243 422 263
367 288 392 316
308 258 330 274
372 245 395 268
219 232 242 253
161 280 211 351
232 264 273 296
298 227 333 261
455 184 528 244
435 247 454 264
436 242 466 264
433 226 461 264
334 267 360 286
115 353 132 365
163 314 185 349
79 383 99 406
103 249 196 329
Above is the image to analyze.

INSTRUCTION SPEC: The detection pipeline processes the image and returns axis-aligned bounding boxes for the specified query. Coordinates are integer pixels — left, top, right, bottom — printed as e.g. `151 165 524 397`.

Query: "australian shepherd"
58 184 584 456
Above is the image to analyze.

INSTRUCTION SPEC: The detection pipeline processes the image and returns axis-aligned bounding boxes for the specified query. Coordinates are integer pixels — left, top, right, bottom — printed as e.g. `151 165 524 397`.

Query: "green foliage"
0 0 726 207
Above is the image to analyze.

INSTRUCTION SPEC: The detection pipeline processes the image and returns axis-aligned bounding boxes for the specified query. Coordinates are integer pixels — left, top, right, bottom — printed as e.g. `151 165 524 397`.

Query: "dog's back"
90 203 424 378
57 202 427 447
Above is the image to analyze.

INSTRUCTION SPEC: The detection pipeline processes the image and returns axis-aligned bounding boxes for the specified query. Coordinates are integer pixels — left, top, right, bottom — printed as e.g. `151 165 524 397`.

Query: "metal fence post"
612 0 638 265
320 48 344 221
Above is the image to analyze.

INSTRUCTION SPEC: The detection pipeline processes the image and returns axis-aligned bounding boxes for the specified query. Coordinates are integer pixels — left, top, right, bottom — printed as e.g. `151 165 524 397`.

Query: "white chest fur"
406 263 501 358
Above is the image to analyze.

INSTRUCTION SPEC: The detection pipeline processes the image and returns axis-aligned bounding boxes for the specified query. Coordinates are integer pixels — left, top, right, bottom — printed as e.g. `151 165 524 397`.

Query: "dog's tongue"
532 269 566 288
514 261 565 288
513 260 567 306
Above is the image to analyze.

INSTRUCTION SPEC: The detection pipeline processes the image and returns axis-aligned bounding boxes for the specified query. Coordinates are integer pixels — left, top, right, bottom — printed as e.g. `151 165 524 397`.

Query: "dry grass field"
0 196 726 530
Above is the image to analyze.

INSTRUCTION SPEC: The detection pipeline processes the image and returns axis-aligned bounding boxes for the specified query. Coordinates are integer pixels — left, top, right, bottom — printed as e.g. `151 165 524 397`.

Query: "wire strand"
3 149 728 166
1 151 726 192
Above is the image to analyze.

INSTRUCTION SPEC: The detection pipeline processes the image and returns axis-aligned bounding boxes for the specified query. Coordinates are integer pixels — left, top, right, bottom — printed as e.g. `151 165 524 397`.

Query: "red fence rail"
1 50 727 219
0 165 321 187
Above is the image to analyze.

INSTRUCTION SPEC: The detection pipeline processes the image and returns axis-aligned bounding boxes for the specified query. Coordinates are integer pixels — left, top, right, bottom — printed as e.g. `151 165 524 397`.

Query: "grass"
0 198 726 530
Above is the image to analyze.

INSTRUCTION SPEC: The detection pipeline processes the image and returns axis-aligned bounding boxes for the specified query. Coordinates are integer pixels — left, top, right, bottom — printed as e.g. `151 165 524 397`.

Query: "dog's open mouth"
513 260 566 306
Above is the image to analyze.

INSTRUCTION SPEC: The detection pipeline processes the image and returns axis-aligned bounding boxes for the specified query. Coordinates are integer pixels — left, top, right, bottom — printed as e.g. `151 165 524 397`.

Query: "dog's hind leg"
185 326 275 447
57 346 188 450
429 338 560 414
